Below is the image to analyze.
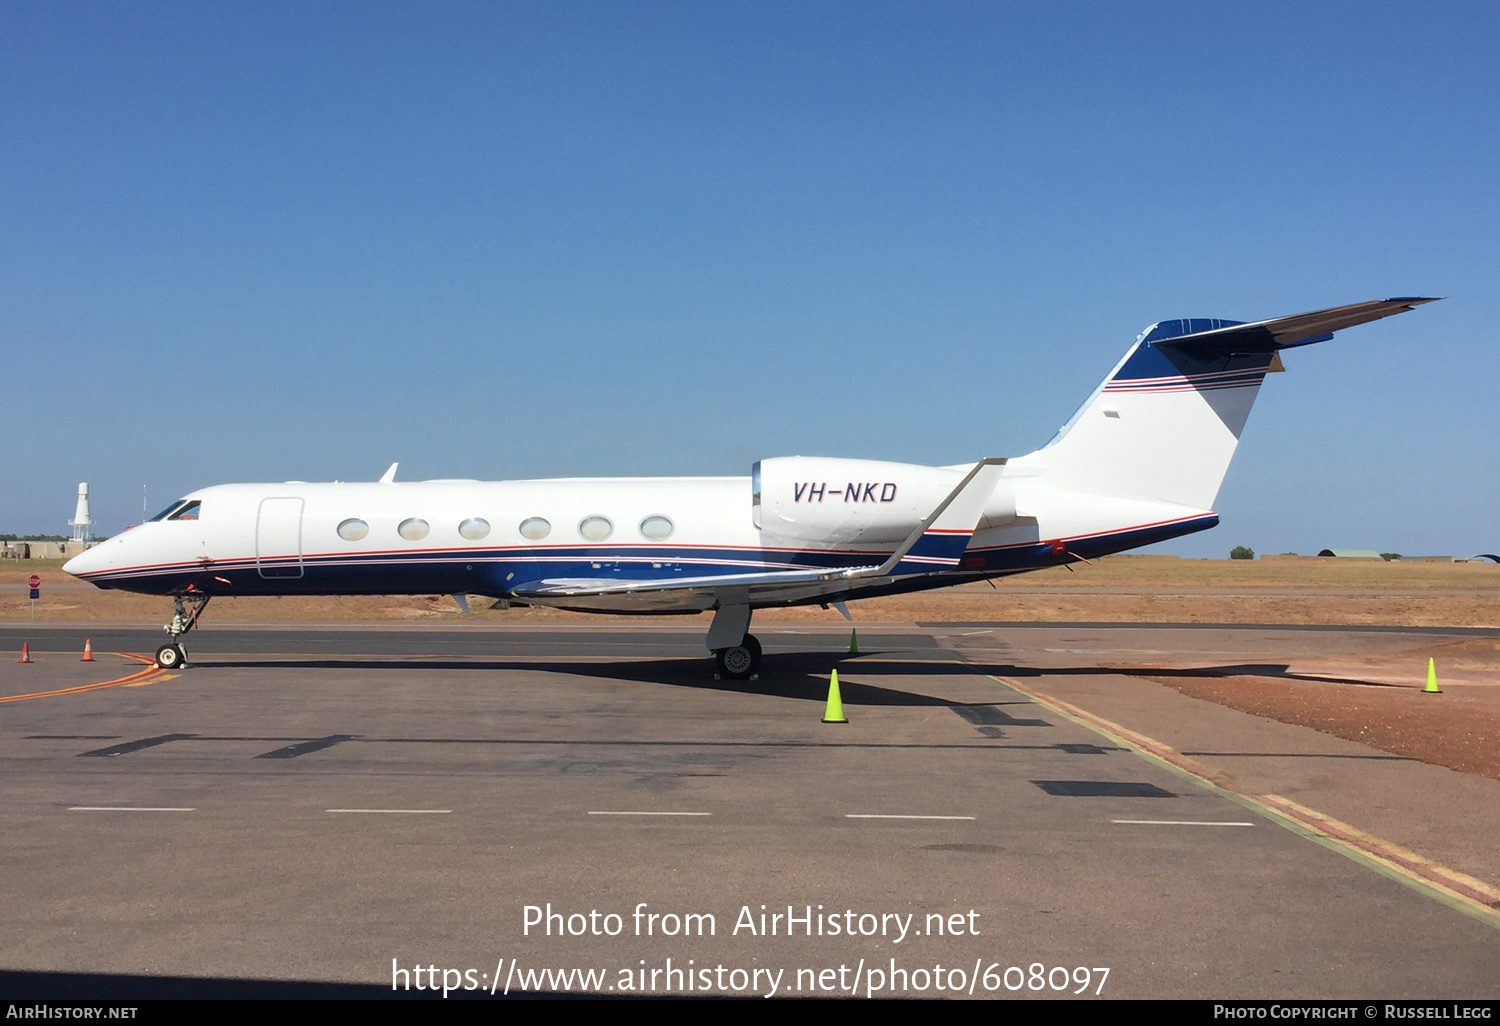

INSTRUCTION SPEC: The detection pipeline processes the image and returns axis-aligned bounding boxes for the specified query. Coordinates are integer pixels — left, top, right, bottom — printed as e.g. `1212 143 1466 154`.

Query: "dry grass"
5 556 1499 626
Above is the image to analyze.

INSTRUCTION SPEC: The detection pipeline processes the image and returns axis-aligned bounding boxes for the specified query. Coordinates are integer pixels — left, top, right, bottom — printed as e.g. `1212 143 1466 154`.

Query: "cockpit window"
149 500 189 522
168 500 202 521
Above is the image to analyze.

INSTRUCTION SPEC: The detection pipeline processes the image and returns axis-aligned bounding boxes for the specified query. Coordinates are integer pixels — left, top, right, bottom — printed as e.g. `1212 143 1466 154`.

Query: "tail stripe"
1106 367 1267 387
1104 375 1265 394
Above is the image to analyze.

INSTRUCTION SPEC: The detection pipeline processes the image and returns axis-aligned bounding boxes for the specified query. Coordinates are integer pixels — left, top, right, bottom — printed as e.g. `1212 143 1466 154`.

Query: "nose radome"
63 550 96 577
64 541 114 578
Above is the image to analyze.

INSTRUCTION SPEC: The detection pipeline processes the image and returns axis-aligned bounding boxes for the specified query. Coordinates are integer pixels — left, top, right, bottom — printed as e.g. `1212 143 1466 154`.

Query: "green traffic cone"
1424 657 1441 694
822 668 848 724
848 628 859 655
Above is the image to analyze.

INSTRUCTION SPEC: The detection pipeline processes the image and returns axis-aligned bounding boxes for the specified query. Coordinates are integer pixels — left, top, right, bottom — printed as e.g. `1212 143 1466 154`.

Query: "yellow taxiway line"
0 654 165 704
986 672 1500 932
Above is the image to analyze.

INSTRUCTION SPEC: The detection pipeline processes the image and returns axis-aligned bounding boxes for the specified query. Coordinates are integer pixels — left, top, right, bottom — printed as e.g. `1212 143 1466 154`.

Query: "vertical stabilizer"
1012 299 1436 513
1023 320 1271 510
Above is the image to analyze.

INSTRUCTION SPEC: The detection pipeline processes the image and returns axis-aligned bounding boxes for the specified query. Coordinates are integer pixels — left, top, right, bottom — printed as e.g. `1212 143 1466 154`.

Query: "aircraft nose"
64 542 112 578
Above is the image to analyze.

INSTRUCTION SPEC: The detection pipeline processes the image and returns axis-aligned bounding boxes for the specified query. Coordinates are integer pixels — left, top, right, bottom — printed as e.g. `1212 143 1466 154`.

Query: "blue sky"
2 2 1495 557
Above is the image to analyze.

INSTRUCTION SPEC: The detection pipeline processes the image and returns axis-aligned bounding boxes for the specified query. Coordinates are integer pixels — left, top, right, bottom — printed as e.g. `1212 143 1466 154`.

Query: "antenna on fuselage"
379 462 398 484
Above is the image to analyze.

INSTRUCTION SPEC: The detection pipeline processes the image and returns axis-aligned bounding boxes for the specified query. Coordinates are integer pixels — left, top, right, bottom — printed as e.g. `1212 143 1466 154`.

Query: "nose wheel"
157 591 210 669
714 634 761 680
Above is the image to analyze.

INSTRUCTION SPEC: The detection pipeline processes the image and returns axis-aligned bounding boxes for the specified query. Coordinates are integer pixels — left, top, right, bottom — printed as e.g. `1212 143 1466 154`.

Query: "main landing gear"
707 603 760 680
714 634 762 680
156 592 211 669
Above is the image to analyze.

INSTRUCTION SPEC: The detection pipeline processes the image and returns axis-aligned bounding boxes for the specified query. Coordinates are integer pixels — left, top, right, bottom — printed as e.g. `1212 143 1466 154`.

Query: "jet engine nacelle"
753 456 1014 544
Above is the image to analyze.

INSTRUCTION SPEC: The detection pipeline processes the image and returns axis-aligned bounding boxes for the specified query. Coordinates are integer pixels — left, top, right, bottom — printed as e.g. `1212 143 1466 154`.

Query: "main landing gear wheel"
155 643 185 669
714 634 762 680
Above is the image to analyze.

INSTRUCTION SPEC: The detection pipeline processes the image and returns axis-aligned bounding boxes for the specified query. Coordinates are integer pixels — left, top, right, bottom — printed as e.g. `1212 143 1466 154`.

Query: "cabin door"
256 497 305 579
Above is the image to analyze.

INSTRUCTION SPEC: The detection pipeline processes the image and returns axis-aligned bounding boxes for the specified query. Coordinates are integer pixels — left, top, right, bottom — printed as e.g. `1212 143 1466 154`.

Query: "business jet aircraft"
65 298 1435 677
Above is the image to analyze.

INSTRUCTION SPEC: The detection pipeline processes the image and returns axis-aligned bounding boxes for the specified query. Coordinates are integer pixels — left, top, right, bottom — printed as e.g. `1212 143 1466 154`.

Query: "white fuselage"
63 467 1216 611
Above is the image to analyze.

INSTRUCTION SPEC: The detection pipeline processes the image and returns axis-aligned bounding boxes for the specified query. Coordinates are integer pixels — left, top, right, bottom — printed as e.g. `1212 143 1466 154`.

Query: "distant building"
1 540 88 559
1317 549 1383 559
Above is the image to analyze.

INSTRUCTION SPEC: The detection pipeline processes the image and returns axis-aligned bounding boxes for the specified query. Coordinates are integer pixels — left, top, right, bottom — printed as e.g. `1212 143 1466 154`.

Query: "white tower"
69 482 94 544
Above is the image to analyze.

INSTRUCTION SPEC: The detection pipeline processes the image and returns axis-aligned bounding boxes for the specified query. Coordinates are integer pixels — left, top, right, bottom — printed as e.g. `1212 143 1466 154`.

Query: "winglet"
844 458 1005 579
379 462 398 484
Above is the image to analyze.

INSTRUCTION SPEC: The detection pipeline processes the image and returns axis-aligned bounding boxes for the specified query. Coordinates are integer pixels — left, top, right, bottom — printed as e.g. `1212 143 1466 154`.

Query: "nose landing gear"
157 592 210 669
154 642 186 669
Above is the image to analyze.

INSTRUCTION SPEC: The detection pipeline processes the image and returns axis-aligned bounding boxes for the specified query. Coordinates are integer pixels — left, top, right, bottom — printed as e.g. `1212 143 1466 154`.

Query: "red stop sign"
28 575 40 588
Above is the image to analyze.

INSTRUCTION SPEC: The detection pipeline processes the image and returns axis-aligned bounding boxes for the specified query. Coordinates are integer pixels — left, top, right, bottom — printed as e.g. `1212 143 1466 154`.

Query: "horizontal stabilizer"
1150 298 1439 358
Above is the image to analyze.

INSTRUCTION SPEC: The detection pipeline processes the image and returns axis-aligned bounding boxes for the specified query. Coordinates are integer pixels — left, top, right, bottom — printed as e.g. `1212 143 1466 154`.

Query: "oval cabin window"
459 518 490 540
337 518 369 541
519 517 551 540
639 515 674 540
398 518 430 541
578 516 613 541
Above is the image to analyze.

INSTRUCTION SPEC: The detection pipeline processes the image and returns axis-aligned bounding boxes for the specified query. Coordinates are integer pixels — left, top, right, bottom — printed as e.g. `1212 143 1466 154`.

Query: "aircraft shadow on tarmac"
193 647 1410 704
924 658 1414 691
1087 662 1415 690
197 651 1020 707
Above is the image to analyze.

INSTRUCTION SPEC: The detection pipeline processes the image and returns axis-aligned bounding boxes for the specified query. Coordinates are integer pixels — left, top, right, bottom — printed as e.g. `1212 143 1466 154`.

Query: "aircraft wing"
511 567 867 613
517 566 847 598
511 458 1006 612
1153 297 1439 358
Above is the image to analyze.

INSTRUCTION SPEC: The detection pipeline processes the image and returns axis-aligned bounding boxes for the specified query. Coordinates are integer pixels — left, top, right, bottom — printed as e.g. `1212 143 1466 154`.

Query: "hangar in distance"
64 298 1437 678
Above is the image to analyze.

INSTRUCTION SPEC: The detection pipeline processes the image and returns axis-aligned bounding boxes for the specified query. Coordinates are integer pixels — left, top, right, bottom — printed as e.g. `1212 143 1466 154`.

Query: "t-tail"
1010 299 1438 518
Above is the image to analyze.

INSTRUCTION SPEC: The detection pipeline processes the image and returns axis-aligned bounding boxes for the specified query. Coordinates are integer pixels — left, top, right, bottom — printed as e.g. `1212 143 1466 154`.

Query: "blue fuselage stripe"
78 515 1219 603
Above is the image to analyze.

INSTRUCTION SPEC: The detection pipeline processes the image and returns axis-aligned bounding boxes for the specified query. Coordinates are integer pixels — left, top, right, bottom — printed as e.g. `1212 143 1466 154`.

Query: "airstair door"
256 497 305 579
